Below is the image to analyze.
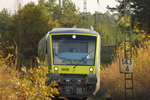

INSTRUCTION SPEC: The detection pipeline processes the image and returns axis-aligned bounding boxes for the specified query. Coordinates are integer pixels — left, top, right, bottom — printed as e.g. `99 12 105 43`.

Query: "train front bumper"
48 74 97 97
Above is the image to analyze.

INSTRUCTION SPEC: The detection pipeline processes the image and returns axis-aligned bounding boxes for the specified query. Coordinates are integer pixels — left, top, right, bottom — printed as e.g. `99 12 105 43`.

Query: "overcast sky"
0 0 118 13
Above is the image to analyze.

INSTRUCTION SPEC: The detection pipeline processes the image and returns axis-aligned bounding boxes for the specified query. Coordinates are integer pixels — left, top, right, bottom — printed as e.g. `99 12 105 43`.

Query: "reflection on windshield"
52 35 96 66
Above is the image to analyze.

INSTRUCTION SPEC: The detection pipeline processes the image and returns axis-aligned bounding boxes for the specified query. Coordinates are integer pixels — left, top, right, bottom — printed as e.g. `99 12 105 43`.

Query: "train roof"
48 28 99 35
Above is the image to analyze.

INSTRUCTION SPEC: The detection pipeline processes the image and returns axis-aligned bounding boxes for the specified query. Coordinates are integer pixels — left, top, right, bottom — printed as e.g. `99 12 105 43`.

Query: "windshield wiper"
73 49 94 69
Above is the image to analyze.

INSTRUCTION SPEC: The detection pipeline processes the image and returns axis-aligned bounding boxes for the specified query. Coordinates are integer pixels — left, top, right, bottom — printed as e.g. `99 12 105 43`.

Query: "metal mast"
83 0 87 13
83 0 87 20
120 0 134 100
59 0 61 7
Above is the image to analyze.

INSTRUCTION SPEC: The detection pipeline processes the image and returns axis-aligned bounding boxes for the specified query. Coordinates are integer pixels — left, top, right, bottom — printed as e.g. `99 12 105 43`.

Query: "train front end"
40 28 101 98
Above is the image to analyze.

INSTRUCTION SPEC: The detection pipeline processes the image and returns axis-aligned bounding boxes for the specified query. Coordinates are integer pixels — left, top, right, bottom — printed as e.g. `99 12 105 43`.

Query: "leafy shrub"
0 50 58 100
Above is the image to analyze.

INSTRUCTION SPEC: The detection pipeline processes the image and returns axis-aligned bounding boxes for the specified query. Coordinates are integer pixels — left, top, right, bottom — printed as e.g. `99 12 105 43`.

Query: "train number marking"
61 68 69 71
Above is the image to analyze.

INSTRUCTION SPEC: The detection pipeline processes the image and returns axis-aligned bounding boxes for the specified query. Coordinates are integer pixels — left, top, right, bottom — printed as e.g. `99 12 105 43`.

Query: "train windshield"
52 35 96 66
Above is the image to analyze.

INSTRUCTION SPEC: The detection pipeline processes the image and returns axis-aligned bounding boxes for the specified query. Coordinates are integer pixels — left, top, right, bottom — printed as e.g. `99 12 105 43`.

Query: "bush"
0 50 58 100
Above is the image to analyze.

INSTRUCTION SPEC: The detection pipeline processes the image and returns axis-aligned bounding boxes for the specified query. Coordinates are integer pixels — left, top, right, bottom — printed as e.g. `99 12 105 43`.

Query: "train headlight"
72 35 76 39
89 68 94 72
54 67 58 71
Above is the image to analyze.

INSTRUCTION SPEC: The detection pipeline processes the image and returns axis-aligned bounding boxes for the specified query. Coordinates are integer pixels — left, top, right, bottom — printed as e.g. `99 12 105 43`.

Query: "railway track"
53 96 98 100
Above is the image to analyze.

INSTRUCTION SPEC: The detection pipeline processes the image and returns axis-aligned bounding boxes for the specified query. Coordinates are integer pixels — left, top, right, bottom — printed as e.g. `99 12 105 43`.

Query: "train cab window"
52 35 96 66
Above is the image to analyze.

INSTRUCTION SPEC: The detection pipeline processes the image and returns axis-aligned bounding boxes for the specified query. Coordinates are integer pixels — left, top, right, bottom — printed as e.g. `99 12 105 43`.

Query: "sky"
0 0 119 14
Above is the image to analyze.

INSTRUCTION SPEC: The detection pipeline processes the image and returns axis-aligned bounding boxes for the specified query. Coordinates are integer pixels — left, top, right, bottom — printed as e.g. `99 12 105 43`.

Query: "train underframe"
48 74 97 98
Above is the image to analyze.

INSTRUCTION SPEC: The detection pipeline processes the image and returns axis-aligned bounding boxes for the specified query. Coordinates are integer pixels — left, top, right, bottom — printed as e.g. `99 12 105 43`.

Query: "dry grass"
100 40 150 100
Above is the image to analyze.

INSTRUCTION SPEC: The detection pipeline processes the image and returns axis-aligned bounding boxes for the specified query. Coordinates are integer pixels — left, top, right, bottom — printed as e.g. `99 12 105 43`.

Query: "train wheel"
52 95 59 100
81 97 88 100
86 97 96 100
67 97 80 100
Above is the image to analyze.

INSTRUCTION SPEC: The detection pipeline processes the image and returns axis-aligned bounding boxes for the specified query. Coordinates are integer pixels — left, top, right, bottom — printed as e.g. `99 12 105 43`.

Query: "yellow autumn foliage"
0 49 58 100
117 16 131 27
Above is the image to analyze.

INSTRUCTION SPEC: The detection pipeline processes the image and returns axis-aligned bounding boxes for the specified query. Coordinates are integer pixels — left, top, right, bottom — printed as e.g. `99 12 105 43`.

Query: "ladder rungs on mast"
125 49 132 52
125 78 133 80
125 31 131 33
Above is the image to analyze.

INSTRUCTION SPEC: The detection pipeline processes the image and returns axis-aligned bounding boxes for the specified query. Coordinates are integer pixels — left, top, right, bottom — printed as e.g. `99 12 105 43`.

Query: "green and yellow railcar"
38 28 101 98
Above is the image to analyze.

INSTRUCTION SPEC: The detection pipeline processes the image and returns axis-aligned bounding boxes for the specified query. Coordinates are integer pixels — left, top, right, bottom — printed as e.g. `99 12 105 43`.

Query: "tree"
3 2 59 61
108 0 150 34
38 0 85 28
0 9 11 40
0 9 14 58
56 0 85 27
93 12 124 46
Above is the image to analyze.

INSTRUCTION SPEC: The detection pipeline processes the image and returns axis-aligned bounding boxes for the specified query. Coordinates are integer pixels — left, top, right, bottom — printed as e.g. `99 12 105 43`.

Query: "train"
38 28 101 99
